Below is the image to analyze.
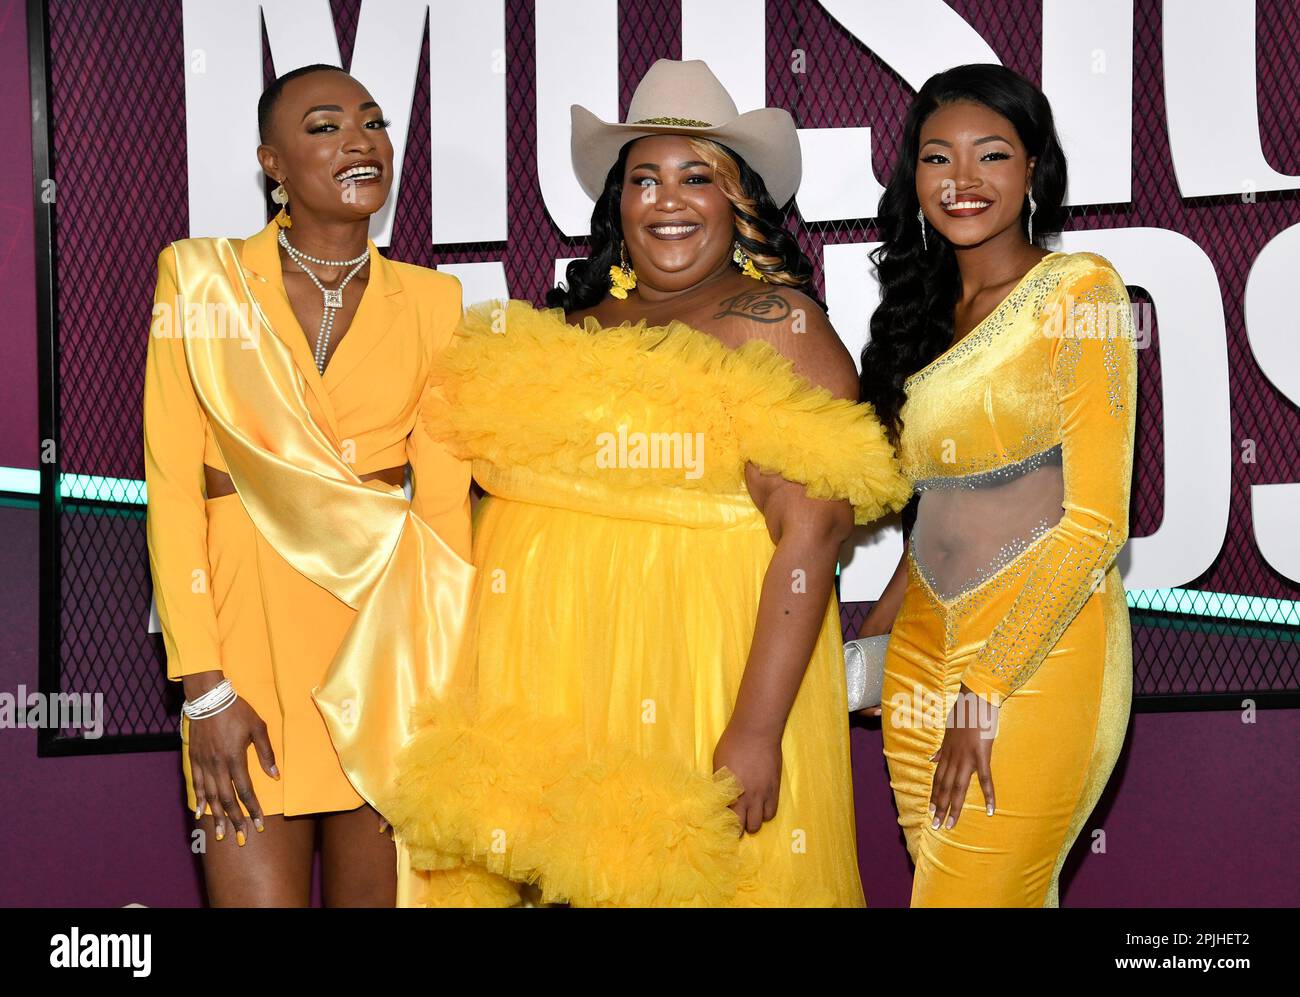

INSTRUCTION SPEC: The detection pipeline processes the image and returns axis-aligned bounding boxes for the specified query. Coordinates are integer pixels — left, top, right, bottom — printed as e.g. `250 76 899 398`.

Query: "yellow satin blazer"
144 215 471 681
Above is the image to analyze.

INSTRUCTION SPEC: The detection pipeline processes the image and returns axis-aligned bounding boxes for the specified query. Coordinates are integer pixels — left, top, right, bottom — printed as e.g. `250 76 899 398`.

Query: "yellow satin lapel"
175 237 407 606
169 236 476 903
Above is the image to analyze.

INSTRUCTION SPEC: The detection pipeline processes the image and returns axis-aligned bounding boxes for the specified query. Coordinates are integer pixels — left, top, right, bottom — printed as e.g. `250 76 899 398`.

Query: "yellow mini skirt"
180 491 365 818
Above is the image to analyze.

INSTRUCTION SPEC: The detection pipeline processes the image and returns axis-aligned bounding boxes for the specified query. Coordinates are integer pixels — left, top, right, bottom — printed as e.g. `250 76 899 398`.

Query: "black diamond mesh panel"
40 0 1300 750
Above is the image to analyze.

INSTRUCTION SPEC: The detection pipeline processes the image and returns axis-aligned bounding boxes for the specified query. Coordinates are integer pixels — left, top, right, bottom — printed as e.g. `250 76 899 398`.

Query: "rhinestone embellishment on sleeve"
974 525 1116 693
1051 278 1134 419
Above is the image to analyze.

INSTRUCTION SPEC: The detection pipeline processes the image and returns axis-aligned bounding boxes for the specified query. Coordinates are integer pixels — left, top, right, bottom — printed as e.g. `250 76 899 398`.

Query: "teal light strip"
0 466 146 503
0 466 38 494
1127 588 1300 626
60 473 146 503
1 465 1298 625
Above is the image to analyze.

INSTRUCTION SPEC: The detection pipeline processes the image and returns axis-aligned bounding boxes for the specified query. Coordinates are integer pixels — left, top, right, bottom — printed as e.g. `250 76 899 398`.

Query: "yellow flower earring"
732 242 768 282
609 240 637 299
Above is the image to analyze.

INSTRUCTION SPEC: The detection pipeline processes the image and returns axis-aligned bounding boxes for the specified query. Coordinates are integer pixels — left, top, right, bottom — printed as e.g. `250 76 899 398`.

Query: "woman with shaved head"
144 65 472 906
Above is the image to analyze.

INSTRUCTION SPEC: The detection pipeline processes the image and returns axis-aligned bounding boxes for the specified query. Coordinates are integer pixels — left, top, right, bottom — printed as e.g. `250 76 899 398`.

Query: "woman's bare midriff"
204 464 406 498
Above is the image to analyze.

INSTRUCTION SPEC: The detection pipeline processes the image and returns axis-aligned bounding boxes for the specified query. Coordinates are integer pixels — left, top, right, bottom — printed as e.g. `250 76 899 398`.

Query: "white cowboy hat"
570 59 802 208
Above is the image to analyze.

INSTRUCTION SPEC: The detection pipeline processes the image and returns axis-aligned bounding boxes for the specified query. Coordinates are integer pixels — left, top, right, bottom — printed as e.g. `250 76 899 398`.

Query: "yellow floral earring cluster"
607 239 768 297
609 240 637 299
732 242 768 282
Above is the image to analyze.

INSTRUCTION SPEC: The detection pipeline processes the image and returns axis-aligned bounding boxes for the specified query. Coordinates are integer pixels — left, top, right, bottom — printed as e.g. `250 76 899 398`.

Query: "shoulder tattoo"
713 289 791 324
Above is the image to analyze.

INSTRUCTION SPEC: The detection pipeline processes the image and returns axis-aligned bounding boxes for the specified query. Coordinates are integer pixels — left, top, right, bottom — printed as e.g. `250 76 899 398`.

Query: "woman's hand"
713 723 783 835
928 684 998 831
185 673 279 846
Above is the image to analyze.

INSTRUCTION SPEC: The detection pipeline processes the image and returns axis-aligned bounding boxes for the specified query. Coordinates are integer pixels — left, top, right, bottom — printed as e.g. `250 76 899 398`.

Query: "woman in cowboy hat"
385 59 909 907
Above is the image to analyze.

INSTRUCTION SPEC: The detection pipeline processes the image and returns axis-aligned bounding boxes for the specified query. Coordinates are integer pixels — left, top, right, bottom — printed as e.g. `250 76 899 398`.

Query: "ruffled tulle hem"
405 862 525 908
383 696 761 908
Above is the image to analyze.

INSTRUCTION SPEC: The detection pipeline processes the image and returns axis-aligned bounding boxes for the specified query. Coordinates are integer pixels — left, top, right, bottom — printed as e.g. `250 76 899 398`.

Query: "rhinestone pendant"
323 288 343 309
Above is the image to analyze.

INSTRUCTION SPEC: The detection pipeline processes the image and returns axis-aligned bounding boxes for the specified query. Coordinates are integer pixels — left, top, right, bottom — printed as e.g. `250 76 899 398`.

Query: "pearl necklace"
277 228 370 374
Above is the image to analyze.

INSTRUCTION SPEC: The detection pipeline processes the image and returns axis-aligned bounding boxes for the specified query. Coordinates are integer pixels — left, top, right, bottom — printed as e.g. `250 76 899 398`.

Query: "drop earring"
272 180 292 228
917 206 927 251
1027 190 1037 245
609 240 637 299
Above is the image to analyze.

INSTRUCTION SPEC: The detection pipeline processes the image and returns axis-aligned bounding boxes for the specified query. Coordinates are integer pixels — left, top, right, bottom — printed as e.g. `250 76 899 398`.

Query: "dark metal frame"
28 0 177 756
22 0 1297 762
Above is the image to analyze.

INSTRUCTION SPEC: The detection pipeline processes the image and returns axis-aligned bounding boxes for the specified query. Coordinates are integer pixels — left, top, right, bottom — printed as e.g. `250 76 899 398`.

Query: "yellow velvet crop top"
897 251 1138 702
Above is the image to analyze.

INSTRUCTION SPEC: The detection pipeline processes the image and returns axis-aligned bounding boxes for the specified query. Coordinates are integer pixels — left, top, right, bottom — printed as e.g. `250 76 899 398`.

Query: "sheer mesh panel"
912 450 1064 601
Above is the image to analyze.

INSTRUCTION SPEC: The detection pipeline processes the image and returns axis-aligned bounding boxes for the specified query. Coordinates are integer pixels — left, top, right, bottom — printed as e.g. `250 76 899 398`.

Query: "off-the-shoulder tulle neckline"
494 298 794 364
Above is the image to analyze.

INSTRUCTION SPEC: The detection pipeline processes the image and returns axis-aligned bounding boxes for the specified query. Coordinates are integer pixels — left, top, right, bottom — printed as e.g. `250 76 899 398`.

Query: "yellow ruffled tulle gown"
383 300 910 907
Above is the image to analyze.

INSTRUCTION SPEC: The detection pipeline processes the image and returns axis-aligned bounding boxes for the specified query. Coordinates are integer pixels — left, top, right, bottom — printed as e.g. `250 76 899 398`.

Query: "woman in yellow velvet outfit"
384 60 910 907
144 66 473 906
858 65 1136 907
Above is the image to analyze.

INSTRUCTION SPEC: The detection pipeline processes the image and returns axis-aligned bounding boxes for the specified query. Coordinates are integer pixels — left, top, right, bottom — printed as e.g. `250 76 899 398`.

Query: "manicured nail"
944 816 955 829
215 825 224 841
986 804 995 816
236 829 246 847
269 765 280 779
930 816 940 829
928 803 936 815
254 817 264 832
194 806 202 821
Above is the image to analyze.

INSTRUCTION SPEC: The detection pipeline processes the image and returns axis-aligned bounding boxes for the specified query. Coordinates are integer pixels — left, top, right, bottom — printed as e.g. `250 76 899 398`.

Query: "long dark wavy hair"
546 136 824 312
859 64 1067 446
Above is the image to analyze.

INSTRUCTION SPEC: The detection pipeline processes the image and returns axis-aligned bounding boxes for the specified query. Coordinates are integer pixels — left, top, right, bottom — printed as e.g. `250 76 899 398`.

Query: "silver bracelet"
183 679 237 720
189 692 238 720
183 678 232 714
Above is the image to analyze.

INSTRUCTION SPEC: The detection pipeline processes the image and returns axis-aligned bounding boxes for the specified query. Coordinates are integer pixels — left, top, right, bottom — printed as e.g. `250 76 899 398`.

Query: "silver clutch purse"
844 634 891 711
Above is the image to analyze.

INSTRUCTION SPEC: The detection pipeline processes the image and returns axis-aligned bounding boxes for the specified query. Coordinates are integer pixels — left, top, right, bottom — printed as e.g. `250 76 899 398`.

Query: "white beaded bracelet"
183 678 231 714
188 692 237 720
183 679 238 720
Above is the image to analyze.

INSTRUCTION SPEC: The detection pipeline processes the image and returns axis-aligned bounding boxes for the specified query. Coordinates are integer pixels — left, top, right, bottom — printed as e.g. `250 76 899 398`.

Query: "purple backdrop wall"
4 0 1298 905
33 0 1300 732
38 0 1300 601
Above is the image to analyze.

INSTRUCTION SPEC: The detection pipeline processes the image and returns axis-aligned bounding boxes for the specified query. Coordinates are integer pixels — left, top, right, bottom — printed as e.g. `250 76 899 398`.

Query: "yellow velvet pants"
881 553 1132 907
